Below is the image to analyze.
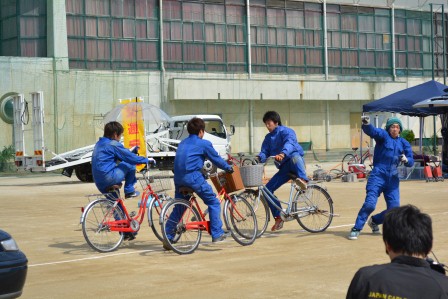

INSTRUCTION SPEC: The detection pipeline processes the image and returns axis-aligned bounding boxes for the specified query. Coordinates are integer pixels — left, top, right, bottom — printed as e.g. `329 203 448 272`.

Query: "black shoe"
123 233 136 241
212 231 230 243
162 240 172 251
125 191 140 199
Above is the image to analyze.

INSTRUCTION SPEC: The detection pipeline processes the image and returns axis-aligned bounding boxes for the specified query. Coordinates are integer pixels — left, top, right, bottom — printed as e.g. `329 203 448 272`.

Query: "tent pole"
419 117 424 155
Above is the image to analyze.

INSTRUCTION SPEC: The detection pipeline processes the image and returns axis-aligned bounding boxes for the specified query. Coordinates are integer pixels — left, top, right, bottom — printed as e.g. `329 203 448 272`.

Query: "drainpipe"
246 0 252 79
249 101 254 154
159 0 166 106
391 3 396 81
325 101 330 151
323 0 328 80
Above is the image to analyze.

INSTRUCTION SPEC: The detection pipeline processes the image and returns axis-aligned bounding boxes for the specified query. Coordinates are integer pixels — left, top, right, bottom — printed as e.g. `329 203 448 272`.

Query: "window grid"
0 0 47 57
61 0 448 77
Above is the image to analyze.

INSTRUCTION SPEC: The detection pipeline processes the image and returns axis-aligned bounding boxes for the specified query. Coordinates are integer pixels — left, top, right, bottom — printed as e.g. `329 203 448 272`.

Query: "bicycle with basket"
238 159 335 237
159 165 257 254
80 170 173 252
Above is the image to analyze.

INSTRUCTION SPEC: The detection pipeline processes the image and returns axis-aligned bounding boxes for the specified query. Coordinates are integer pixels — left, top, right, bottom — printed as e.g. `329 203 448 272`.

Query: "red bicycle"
160 166 257 254
81 171 172 252
341 141 373 173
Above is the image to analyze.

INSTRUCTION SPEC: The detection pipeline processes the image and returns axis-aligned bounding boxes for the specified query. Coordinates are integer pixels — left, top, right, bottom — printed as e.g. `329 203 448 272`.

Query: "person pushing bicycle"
164 117 234 247
348 116 414 240
256 111 308 231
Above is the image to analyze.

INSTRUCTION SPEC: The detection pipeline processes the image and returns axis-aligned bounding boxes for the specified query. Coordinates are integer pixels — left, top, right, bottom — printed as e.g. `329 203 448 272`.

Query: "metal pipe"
323 0 328 80
249 100 254 154
159 0 166 105
325 101 330 151
246 0 252 78
391 3 396 81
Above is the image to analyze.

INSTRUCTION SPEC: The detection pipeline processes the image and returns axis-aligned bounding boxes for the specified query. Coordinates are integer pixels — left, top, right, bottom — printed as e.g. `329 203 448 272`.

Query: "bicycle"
238 160 334 238
81 170 172 252
227 152 258 167
341 141 373 173
159 166 257 255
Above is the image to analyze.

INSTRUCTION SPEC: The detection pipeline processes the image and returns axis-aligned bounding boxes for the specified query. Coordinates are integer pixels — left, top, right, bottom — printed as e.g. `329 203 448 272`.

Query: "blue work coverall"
258 126 307 218
168 134 232 240
353 124 414 230
92 137 148 195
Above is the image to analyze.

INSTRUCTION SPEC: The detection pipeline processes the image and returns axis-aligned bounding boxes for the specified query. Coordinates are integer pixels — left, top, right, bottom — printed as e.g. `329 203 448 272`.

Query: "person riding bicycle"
348 116 413 240
92 121 153 241
256 111 308 232
164 117 233 248
347 205 448 298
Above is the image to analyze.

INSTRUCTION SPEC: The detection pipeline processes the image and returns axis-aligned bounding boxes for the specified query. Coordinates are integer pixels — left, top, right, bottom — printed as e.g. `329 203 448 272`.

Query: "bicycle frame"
88 183 162 234
258 183 298 216
176 187 246 233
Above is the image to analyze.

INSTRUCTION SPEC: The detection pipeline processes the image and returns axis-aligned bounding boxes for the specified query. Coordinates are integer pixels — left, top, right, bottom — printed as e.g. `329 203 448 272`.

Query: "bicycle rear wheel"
147 195 170 242
82 199 125 253
239 189 269 238
342 154 358 173
161 199 202 255
293 185 333 233
224 195 257 246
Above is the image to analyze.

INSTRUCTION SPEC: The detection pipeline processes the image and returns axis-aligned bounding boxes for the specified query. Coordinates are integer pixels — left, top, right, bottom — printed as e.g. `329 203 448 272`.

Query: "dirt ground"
1 166 447 299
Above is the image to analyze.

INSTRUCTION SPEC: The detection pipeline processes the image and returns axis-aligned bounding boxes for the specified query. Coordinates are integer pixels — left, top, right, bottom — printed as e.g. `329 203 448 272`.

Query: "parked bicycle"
81 170 172 252
341 141 373 173
238 159 334 237
160 166 257 255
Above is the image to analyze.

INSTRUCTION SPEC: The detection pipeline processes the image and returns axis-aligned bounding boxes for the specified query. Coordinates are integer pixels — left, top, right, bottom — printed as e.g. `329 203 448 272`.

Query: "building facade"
0 0 446 155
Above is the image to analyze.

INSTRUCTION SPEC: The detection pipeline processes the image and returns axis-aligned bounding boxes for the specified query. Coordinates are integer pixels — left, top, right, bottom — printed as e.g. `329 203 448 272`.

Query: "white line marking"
29 249 158 267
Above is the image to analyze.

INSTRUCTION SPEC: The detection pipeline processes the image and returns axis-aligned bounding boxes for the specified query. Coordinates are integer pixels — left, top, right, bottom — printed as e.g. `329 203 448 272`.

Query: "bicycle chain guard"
130 219 140 231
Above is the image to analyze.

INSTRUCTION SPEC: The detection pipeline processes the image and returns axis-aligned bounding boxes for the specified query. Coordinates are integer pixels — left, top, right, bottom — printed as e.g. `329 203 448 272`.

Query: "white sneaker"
348 228 360 240
368 218 381 234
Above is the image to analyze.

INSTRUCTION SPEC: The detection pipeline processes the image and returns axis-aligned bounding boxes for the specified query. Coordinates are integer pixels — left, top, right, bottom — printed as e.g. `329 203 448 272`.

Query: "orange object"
210 165 245 193
432 166 442 178
424 166 433 179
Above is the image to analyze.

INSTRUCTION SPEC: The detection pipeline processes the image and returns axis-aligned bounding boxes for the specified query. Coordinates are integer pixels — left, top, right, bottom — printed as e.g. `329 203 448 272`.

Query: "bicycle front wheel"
239 189 269 238
161 199 202 255
293 185 334 233
82 199 125 253
224 195 257 246
342 154 357 173
147 195 170 242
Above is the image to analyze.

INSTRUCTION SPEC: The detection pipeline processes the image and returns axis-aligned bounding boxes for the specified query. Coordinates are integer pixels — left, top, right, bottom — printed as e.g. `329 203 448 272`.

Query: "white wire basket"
240 165 264 187
139 171 172 193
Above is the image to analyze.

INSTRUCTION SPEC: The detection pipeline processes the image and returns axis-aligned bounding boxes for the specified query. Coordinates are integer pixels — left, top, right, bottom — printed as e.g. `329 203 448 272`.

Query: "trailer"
13 92 234 182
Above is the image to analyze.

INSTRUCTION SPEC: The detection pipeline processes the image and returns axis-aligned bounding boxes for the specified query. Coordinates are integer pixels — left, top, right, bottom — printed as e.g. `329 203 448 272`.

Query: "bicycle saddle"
179 186 194 196
351 147 358 151
106 184 122 193
288 173 298 180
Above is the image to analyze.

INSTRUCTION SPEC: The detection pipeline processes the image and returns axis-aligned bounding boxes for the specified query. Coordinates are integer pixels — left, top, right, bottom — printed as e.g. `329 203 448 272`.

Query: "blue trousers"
95 162 137 195
266 154 307 218
167 172 224 239
354 168 400 230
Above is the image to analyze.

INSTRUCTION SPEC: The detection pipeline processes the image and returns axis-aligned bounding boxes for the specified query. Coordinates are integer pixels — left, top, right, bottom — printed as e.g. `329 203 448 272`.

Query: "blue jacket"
362 124 414 170
174 134 231 185
258 126 304 167
92 137 148 186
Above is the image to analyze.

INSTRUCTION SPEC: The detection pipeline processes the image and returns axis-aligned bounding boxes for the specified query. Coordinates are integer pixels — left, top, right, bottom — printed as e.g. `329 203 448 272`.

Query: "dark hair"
383 205 432 256
104 121 124 138
263 111 282 126
187 117 205 135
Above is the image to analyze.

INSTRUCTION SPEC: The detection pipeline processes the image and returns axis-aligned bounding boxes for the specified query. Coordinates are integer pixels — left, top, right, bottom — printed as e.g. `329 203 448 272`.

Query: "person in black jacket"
347 205 448 299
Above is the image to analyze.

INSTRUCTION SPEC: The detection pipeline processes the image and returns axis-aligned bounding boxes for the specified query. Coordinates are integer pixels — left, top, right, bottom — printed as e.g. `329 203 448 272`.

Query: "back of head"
187 117 205 135
263 111 282 126
385 117 403 132
383 205 432 256
104 121 124 138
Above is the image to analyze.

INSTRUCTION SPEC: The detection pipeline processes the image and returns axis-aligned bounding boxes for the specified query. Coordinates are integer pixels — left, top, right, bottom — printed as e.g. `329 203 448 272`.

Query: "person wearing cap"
348 116 414 240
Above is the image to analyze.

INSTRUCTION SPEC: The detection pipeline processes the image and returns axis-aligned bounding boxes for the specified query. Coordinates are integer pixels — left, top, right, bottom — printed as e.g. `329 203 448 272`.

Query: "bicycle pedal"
129 211 136 217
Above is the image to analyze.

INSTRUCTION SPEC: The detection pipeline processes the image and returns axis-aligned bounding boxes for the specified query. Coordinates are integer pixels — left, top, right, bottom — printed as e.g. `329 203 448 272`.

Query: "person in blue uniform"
348 116 414 240
92 121 150 198
257 111 308 232
347 205 448 298
164 117 233 247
